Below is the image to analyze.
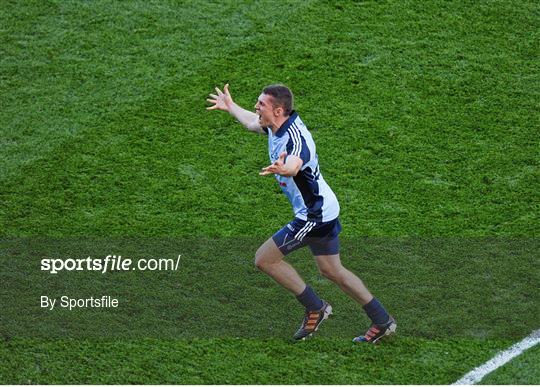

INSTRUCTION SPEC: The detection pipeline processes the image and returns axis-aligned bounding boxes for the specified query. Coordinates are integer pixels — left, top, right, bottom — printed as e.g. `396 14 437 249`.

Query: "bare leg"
254 237 306 295
315 254 373 305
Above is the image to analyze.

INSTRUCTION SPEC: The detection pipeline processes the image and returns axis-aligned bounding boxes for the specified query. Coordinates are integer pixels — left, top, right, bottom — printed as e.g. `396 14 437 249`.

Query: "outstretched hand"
206 83 233 112
260 152 288 176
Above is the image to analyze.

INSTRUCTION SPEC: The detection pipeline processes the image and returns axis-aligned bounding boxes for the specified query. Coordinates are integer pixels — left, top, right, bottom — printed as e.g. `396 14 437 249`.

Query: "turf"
1 0 538 237
0 338 513 384
480 342 540 385
1 237 538 340
1 0 539 384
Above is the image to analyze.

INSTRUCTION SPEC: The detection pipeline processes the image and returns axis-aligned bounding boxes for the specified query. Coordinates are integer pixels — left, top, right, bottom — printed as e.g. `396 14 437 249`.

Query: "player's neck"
270 115 289 133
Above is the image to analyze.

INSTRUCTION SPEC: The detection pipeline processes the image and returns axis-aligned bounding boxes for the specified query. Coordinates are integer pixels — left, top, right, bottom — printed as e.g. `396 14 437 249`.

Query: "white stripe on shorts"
296 221 316 241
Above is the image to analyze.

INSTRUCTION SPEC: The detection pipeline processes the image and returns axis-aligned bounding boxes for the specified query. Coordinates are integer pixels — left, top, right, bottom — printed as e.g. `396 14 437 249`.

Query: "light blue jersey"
264 112 340 222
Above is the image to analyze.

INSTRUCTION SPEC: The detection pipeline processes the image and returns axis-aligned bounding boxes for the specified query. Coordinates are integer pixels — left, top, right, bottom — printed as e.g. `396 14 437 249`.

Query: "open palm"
206 83 233 112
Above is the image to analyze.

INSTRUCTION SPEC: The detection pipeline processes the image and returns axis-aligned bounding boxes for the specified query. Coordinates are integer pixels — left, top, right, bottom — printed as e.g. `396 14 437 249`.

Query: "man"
207 83 396 343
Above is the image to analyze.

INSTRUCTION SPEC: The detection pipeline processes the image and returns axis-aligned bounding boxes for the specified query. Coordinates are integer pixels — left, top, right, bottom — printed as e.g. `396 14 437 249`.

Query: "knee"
254 248 268 271
319 265 343 283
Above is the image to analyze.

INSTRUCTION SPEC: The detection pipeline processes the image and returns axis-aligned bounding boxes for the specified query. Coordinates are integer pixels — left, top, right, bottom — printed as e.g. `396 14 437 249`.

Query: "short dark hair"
262 84 294 116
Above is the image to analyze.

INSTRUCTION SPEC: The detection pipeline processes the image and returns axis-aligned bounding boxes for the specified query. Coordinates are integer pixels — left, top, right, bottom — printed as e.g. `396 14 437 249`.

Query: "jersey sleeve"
285 128 310 164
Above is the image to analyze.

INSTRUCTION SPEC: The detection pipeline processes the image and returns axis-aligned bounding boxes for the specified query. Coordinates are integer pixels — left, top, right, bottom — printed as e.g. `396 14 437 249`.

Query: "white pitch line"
453 329 540 385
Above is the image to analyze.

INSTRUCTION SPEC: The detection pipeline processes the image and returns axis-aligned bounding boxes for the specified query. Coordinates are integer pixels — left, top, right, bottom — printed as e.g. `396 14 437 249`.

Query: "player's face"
255 93 278 128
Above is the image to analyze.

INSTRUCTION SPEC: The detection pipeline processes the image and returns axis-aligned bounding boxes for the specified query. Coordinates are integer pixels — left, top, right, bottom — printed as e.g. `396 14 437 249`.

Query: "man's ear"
274 106 284 117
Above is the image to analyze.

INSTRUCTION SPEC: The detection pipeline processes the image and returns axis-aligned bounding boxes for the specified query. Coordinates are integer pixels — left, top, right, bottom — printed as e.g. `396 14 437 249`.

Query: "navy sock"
363 298 390 325
296 285 324 311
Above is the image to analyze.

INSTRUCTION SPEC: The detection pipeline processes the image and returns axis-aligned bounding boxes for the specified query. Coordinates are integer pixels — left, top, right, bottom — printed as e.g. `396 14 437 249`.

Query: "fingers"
206 99 218 110
207 84 229 110
212 84 229 96
259 167 274 176
260 163 278 175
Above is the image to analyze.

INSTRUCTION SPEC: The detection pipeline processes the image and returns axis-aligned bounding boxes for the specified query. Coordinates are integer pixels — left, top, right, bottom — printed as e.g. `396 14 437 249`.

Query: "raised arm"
207 84 265 134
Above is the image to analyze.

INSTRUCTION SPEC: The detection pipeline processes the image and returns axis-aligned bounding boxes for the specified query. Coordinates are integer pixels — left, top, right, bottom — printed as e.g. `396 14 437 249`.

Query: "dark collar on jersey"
274 111 298 137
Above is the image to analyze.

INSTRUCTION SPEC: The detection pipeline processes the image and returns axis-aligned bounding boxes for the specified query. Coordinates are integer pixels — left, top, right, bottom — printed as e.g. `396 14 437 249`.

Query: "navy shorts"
272 217 342 256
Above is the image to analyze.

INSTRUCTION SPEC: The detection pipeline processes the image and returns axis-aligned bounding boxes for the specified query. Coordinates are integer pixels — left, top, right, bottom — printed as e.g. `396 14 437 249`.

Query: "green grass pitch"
1 0 539 384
